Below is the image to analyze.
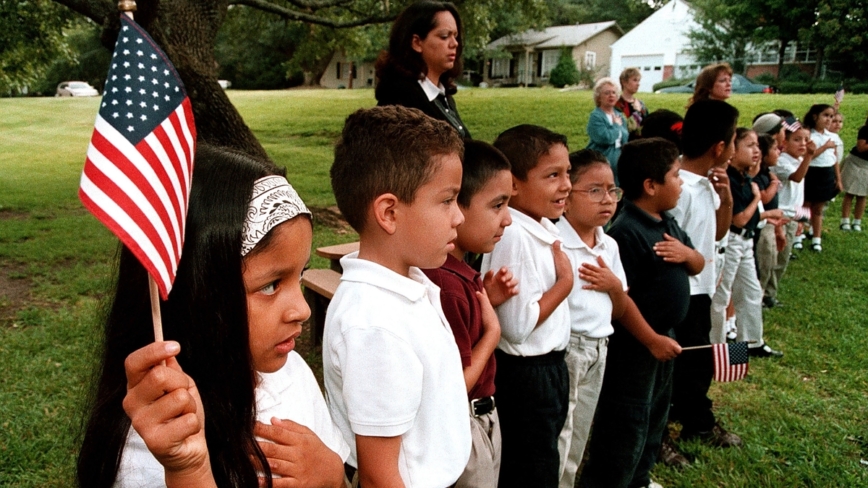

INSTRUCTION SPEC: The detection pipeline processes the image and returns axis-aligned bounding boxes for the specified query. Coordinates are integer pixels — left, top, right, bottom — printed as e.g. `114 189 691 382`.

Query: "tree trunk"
813 47 824 79
776 39 789 80
55 0 271 162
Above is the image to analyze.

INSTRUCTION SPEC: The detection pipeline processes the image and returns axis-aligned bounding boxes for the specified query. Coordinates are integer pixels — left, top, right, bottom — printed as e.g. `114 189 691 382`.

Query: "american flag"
835 84 845 104
79 15 196 300
713 342 749 382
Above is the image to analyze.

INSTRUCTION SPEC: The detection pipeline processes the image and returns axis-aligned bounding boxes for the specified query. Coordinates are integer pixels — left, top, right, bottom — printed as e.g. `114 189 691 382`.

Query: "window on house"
491 58 509 78
541 50 560 77
585 51 596 69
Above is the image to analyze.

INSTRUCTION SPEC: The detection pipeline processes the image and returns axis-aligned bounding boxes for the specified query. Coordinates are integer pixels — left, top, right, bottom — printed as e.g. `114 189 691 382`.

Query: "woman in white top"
78 145 348 487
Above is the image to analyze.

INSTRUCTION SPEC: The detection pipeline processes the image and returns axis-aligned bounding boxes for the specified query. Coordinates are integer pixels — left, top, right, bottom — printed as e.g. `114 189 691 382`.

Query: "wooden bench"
315 241 359 273
301 268 342 346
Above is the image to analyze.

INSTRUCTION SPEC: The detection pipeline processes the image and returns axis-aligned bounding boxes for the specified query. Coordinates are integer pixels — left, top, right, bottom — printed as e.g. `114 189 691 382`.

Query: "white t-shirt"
114 352 349 488
481 207 571 356
323 253 470 488
554 221 626 338
810 129 838 167
771 152 806 217
669 169 721 296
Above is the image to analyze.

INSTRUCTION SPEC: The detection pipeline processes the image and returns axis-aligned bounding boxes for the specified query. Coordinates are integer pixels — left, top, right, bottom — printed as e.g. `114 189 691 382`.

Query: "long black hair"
375 0 464 94
77 144 285 487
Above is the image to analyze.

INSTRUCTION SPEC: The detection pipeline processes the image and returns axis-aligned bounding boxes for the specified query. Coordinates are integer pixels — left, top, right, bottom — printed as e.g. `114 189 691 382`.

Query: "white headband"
241 175 311 257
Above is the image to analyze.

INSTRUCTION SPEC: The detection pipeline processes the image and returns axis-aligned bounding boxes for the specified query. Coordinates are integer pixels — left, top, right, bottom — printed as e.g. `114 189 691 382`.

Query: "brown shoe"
659 436 690 468
683 422 743 448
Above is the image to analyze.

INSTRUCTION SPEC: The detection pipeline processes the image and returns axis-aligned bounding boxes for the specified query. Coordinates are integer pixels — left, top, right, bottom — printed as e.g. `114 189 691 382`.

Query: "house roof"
487 21 622 51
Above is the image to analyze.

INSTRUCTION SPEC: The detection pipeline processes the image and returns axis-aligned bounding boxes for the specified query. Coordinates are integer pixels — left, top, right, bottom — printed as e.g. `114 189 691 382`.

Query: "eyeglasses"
572 187 623 203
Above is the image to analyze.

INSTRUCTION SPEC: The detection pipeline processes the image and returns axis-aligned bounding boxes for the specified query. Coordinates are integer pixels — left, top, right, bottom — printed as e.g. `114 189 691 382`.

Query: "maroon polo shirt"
423 254 496 400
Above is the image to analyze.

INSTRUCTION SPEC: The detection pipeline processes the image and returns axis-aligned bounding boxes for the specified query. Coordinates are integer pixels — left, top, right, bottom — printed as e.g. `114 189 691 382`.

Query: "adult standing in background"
615 68 648 140
688 63 733 106
587 78 630 183
374 1 471 138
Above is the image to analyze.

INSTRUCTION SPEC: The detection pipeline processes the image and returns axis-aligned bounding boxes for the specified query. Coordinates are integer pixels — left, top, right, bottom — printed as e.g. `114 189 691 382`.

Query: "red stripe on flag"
82 155 175 287
140 126 185 264
91 129 179 268
177 99 196 198
79 188 174 298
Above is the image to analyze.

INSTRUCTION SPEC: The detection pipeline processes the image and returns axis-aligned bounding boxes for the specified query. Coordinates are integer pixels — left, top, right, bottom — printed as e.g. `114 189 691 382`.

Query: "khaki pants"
756 224 778 299
455 408 501 488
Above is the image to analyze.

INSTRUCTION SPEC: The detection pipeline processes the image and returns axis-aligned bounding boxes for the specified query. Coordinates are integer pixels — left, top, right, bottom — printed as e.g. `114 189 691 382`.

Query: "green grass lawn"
1 89 867 486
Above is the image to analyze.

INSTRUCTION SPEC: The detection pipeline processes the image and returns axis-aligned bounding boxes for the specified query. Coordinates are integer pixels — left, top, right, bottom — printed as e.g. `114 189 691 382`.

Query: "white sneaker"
648 481 664 488
854 223 862 232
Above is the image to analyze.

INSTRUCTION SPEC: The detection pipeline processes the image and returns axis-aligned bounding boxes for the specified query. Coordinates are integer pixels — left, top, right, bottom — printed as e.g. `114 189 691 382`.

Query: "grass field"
1 88 868 486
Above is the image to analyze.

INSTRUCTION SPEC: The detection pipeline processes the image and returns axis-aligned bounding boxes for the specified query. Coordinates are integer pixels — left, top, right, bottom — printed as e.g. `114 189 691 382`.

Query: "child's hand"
648 335 681 362
709 167 732 204
653 233 693 264
475 288 502 339
750 181 760 199
806 139 817 154
775 225 788 252
123 342 213 484
483 267 519 308
255 418 345 488
579 255 622 294
552 241 574 289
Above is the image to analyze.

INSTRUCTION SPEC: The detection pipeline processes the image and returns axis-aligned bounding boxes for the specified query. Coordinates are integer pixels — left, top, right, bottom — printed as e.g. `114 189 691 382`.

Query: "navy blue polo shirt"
607 201 693 335
728 165 760 232
754 166 779 211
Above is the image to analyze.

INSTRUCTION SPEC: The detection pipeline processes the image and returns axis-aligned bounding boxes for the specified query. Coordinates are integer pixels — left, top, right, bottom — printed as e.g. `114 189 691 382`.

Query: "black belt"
730 226 754 239
470 396 496 417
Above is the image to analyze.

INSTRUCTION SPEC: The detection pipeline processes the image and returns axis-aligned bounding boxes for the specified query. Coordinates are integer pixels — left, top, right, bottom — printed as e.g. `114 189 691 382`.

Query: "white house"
609 0 701 92
320 51 376 89
484 21 623 86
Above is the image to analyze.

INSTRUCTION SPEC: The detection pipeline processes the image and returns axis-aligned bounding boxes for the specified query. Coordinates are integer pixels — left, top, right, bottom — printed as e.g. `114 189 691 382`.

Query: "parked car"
56 81 99 97
218 79 231 89
656 74 772 94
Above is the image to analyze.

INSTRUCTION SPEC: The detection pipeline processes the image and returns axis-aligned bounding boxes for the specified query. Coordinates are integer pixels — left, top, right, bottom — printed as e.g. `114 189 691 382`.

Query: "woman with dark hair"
375 0 471 138
688 63 733 106
77 144 348 487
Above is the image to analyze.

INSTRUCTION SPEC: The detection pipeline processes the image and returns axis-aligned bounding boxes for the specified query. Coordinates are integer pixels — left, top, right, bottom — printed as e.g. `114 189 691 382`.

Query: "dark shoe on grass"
762 296 783 308
660 436 690 468
682 423 743 448
749 342 784 358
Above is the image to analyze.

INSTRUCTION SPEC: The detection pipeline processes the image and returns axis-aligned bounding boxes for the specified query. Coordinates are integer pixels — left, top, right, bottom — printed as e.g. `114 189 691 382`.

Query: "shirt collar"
557 219 608 252
418 77 445 102
441 253 480 283
509 207 560 245
622 200 672 226
339 251 433 302
726 165 750 184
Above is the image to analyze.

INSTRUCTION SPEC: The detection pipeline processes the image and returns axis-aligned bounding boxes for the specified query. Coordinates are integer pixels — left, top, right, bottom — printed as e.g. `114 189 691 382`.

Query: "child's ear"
643 178 657 196
511 176 520 195
371 193 399 235
712 140 726 158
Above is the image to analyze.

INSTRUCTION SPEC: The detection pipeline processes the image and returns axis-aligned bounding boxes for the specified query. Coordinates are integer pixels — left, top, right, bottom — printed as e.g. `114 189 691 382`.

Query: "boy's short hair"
785 126 808 140
641 109 684 152
619 67 641 85
331 105 464 232
493 124 568 181
858 125 868 141
681 100 739 159
568 149 609 184
618 137 680 201
458 140 511 208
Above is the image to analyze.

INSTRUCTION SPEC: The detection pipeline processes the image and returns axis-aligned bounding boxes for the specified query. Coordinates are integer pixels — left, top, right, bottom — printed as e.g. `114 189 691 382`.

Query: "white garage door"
620 54 665 93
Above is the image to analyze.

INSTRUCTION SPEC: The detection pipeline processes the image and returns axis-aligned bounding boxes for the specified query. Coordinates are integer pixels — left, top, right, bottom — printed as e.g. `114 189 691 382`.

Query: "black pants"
494 349 569 488
669 294 716 435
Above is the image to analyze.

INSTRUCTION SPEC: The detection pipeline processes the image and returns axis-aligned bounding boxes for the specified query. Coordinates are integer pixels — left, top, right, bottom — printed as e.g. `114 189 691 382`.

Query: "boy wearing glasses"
556 150 672 488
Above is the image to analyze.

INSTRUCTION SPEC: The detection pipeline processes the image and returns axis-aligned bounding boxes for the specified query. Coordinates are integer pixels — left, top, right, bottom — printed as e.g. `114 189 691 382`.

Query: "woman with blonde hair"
587 77 630 183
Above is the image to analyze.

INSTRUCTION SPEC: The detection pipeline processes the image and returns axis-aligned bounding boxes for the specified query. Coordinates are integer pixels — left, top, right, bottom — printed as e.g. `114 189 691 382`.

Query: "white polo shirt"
810 129 837 167
771 152 806 217
323 253 470 487
114 352 349 488
481 207 571 356
554 221 626 338
669 169 720 296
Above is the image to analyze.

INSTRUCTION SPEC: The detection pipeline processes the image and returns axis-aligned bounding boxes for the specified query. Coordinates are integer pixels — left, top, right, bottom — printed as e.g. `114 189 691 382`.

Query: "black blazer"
375 75 471 139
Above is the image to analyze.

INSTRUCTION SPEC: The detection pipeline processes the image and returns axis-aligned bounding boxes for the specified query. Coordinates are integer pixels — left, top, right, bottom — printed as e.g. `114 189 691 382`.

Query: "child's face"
814 108 834 131
510 143 572 221
732 131 760 171
397 152 464 269
765 144 781 167
784 129 810 158
564 163 618 232
654 159 683 211
830 113 843 133
455 169 513 255
243 217 312 373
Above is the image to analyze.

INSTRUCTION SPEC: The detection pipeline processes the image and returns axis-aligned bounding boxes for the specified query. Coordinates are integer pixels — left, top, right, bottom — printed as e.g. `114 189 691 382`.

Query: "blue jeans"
579 331 674 488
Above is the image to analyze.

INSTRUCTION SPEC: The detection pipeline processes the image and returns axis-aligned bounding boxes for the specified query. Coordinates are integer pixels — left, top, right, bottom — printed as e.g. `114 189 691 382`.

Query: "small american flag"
79 15 196 300
713 342 749 382
835 84 845 104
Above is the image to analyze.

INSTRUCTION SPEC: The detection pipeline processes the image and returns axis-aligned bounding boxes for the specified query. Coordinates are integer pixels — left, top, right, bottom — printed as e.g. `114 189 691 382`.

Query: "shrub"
778 81 811 94
850 83 868 94
652 78 690 92
549 48 580 88
810 81 840 94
